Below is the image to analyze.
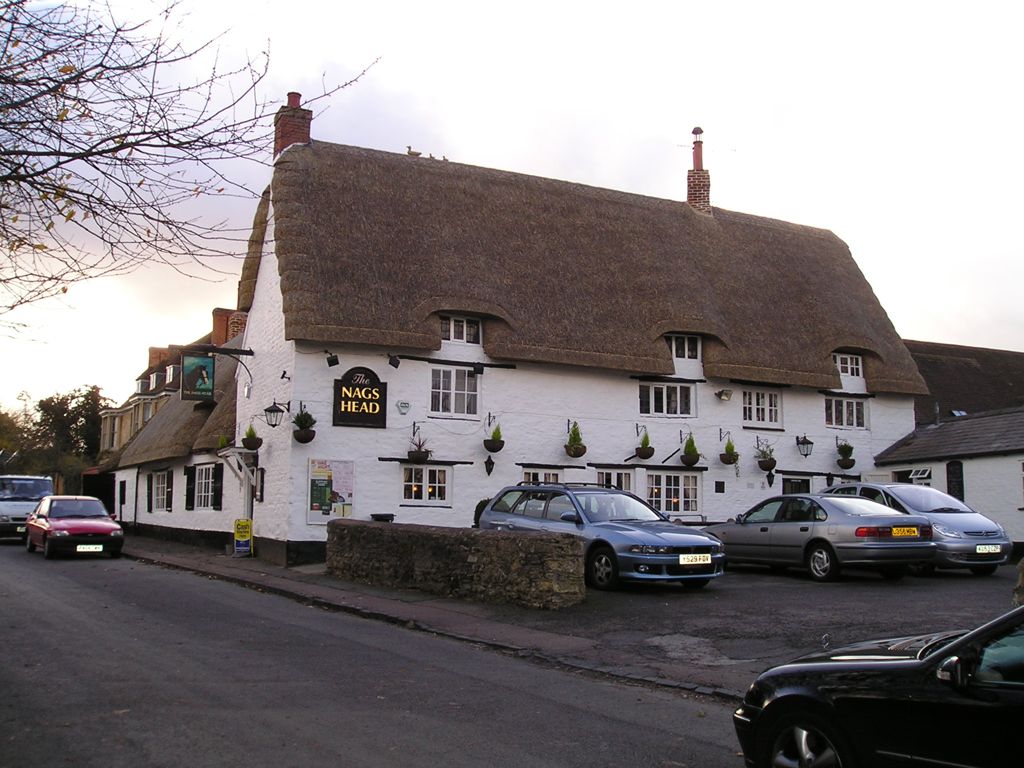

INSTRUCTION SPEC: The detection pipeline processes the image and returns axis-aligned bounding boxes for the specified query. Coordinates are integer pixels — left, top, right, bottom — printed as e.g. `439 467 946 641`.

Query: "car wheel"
586 546 619 590
109 549 122 559
806 542 840 582
43 537 56 560
970 564 998 576
25 535 36 553
762 710 856 768
683 578 710 589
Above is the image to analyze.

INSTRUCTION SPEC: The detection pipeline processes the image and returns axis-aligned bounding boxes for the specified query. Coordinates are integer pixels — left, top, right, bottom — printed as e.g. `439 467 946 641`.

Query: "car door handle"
760 527 769 532
800 526 809 532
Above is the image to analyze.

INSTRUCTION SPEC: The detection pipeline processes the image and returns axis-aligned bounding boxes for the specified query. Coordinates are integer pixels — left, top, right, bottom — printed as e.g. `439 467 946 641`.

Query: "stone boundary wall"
326 519 585 609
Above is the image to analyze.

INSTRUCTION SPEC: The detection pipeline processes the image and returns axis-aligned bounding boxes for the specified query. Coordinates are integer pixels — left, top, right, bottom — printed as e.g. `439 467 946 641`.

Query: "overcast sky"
3 0 1022 411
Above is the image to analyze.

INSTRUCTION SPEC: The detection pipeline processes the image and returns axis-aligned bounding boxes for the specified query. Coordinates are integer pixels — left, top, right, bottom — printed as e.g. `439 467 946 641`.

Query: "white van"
0 475 55 539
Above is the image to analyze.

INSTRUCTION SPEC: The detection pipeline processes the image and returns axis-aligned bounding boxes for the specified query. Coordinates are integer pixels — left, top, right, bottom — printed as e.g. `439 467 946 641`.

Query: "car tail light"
855 526 892 538
921 525 932 540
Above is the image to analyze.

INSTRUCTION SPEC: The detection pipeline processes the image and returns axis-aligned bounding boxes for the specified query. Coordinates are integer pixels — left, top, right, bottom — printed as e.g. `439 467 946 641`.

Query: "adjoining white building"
114 93 929 565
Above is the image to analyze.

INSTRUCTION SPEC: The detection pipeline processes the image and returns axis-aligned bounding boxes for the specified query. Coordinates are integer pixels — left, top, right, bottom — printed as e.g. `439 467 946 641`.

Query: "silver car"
823 482 1012 575
704 494 936 581
478 482 725 589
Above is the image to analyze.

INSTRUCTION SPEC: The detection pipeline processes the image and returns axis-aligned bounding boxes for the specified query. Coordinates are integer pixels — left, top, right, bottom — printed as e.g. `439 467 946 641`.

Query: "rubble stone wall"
326 519 585 609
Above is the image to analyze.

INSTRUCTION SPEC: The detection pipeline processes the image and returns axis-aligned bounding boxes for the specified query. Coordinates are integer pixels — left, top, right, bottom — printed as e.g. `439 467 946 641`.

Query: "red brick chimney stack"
686 126 712 215
273 91 313 157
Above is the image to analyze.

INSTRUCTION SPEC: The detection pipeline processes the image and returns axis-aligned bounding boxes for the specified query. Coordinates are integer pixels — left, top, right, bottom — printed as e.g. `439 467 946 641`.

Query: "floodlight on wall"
796 434 814 458
388 354 401 369
325 351 339 368
715 389 733 401
264 400 289 428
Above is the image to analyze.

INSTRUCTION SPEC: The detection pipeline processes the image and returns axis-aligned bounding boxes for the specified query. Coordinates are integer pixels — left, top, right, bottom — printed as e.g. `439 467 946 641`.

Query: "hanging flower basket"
681 452 700 467
635 446 655 460
565 444 587 459
407 449 430 463
720 452 738 465
757 458 777 472
241 436 263 451
483 439 505 453
837 457 856 470
293 428 316 444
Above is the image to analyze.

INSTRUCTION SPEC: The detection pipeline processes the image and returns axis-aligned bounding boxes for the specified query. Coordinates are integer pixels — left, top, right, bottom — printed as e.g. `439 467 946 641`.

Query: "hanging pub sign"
180 354 215 402
333 367 387 428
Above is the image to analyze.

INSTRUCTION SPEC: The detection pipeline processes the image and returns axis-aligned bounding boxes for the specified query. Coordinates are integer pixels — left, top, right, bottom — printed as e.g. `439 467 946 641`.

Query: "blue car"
478 482 725 589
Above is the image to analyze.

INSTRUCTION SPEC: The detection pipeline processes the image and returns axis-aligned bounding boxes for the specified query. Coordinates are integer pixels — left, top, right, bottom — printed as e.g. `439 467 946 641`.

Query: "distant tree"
32 385 109 459
1 0 374 316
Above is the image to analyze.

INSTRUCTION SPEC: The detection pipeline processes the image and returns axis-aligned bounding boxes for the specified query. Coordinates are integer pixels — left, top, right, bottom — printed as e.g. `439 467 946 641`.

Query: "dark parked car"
733 605 1024 768
704 494 935 581
478 482 725 589
823 482 1012 575
25 496 124 559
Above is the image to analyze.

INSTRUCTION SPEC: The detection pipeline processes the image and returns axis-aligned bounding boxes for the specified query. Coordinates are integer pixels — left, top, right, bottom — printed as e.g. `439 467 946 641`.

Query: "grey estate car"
823 482 1012 575
704 494 936 581
478 482 725 589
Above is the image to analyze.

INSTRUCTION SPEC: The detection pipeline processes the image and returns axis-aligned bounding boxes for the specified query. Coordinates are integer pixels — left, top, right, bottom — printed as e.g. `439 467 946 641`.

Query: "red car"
25 496 124 559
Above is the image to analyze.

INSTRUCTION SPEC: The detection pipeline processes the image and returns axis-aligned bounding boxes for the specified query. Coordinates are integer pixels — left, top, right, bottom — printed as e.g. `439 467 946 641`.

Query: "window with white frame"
440 315 481 344
597 471 631 491
403 466 449 503
646 472 698 514
152 470 169 512
195 464 216 509
667 335 701 360
430 367 479 416
832 353 863 378
742 389 781 427
639 382 694 417
523 470 560 484
825 397 866 428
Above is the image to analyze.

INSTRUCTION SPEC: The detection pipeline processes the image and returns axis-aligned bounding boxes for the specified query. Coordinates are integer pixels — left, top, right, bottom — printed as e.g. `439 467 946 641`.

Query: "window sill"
428 414 481 422
399 504 453 509
742 425 785 432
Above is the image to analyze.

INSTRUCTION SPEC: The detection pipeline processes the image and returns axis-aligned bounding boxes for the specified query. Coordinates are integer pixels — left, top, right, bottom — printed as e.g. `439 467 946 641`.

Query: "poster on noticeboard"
307 459 354 525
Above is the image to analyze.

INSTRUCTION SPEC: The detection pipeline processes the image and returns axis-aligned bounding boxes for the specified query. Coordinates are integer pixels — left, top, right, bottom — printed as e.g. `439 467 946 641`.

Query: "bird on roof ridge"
406 145 421 157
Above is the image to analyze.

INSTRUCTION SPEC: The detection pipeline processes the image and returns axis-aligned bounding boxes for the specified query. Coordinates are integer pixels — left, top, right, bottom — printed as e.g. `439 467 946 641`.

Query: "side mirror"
936 655 969 689
560 511 582 524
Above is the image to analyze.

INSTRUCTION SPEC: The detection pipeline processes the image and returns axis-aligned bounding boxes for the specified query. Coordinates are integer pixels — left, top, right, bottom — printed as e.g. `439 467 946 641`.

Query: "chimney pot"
686 127 712 215
287 91 302 108
274 91 313 157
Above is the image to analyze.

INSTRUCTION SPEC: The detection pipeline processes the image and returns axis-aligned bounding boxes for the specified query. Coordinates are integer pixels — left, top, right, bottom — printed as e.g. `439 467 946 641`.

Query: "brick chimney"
228 311 248 341
686 127 712 215
273 91 312 157
148 346 169 368
211 307 233 346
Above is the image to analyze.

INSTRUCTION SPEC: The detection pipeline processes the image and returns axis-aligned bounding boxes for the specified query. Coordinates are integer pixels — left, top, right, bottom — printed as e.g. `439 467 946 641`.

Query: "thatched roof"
905 340 1024 425
250 142 926 395
875 406 1024 465
118 350 238 468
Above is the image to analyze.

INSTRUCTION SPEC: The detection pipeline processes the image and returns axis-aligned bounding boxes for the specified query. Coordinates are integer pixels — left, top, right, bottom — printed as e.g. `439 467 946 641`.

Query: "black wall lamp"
264 400 290 428
796 435 814 458
715 389 733 401
325 351 339 367
388 354 401 369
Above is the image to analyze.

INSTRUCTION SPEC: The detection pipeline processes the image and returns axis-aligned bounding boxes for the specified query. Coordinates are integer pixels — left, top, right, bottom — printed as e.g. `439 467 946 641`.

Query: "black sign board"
333 367 387 428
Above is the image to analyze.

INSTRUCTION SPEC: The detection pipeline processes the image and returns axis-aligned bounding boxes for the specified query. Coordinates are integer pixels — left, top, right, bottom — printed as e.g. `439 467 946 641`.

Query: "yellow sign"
234 519 253 556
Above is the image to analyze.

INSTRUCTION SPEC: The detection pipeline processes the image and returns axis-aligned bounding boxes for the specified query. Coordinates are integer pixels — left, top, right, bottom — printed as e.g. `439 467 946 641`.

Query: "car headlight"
50 530 70 537
628 544 670 554
0 515 9 522
110 529 123 537
932 524 963 539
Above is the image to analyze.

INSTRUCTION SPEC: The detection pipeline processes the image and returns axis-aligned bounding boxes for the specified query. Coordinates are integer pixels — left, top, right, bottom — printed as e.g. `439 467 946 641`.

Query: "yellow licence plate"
892 527 918 537
76 544 103 553
679 553 712 565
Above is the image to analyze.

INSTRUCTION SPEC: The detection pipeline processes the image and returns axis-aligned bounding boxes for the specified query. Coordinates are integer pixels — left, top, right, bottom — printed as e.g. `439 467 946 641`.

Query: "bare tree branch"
0 0 374 315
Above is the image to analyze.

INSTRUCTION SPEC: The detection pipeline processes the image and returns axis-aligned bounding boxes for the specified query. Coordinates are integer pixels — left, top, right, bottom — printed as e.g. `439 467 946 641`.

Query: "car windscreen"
823 496 896 516
0 477 54 501
49 499 110 518
888 485 972 513
574 492 662 523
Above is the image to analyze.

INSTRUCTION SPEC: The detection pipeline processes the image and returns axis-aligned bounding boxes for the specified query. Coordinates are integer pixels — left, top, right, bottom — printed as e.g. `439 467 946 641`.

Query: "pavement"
121 532 748 701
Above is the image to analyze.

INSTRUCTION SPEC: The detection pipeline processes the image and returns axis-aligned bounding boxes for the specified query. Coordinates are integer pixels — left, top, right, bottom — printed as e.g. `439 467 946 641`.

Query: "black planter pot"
681 452 700 467
407 449 430 463
635 446 655 460
483 439 505 453
565 444 587 459
241 437 262 451
720 452 738 465
757 458 777 472
293 428 316 444
837 457 856 470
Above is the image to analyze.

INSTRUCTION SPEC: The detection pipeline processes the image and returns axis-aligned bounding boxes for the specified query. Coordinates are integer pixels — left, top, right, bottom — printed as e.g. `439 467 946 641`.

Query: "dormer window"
832 353 863 378
135 379 146 394
440 315 481 345
149 371 165 390
166 364 180 382
667 335 701 360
